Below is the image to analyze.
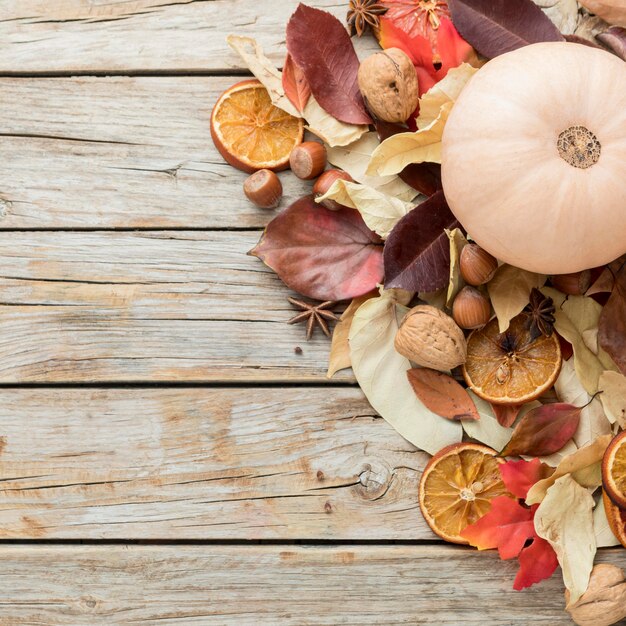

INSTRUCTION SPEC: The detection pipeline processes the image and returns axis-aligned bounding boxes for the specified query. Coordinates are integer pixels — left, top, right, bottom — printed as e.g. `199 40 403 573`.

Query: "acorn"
243 169 283 209
452 286 492 330
289 141 327 180
551 270 592 296
459 244 498 286
313 169 353 210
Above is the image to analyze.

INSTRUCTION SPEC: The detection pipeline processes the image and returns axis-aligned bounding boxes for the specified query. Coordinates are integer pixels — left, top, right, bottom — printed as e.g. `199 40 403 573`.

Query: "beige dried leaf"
461 390 513 450
533 0 580 33
349 288 462 455
419 289 447 310
487 265 546 332
303 95 369 147
316 180 414 240
593 497 621 548
445 228 468 307
534 475 596 605
599 370 626 428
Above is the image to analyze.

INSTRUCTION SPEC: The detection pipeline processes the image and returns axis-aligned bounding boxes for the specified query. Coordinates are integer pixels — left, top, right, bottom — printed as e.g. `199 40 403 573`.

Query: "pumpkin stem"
557 125 601 169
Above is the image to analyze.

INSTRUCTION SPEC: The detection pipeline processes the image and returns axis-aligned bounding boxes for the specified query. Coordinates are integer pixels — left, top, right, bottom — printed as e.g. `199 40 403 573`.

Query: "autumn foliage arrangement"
212 0 626 622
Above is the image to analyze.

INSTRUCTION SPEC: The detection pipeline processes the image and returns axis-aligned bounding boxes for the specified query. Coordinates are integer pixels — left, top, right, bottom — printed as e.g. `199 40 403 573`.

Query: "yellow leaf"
303 95 369 147
599 370 626 427
487 265 546 332
326 292 376 379
416 63 478 128
534 475 596 605
316 180 414 240
349 287 462 454
445 228 468 307
366 102 452 176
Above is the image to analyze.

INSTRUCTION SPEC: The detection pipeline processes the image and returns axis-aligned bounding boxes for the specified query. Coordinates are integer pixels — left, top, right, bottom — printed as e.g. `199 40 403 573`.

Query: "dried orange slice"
463 314 561 405
602 490 626 548
211 79 304 173
602 431 626 510
419 442 511 544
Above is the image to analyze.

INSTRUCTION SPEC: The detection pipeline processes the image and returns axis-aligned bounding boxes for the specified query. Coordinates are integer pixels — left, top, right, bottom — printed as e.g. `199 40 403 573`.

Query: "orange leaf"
407 368 479 421
282 54 311 113
491 403 521 428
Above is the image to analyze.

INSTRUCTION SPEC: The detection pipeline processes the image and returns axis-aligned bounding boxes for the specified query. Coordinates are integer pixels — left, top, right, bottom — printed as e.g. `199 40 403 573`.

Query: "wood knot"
357 460 392 501
324 501 333 513
316 470 325 481
0 198 12 219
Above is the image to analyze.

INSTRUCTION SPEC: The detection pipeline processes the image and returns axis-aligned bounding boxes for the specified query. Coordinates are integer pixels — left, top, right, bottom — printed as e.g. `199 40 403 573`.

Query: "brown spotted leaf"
407 368 479 421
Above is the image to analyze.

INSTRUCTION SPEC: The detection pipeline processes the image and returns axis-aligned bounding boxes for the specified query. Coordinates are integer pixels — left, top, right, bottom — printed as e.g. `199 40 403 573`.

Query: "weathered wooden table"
0 1 623 624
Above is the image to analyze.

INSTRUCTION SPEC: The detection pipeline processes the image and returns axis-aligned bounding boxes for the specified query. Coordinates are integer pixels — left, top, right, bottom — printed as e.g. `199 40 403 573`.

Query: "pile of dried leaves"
215 0 626 622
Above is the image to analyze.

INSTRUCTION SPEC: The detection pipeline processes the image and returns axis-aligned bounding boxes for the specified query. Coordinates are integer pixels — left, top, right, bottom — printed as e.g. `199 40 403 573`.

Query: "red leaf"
249 196 383 301
448 0 564 59
282 54 311 113
499 458 554 500
599 261 626 375
384 190 460 292
407 368 480 421
500 403 582 457
286 4 372 125
597 27 626 61
491 403 521 428
514 535 559 590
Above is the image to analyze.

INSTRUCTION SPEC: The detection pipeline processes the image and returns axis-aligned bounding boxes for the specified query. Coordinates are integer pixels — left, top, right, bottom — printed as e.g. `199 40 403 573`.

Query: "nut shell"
460 244 498 286
358 48 419 123
313 169 353 211
551 270 592 295
243 169 283 209
452 286 491 330
394 305 467 371
289 141 327 180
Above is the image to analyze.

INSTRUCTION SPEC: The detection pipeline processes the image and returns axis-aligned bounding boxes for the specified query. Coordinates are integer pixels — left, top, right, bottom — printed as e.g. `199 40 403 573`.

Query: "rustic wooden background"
0 1 624 623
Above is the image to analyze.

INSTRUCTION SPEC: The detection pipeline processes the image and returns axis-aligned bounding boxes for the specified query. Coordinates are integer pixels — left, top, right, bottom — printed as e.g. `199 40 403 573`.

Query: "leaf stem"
580 391 603 409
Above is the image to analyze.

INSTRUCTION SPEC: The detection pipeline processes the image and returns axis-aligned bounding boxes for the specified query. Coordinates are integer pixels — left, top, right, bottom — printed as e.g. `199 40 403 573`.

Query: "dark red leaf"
599 261 626 375
384 190 460 292
448 0 564 59
282 54 311 112
597 27 626 62
514 535 559 590
564 34 602 49
249 196 383 301
286 4 372 125
491 403 521 428
499 458 554 500
500 402 581 457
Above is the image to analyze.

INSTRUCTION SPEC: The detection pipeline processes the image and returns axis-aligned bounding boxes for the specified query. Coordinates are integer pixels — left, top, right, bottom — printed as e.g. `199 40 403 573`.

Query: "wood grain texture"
0 76 310 229
1 545 625 624
0 387 430 539
0 0 379 73
0 230 360 382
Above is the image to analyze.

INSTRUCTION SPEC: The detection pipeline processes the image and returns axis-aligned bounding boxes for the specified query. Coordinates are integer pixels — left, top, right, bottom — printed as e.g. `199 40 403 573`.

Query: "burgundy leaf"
249 196 383 301
376 121 443 196
500 403 582 457
282 54 311 112
448 0 564 59
286 4 372 125
564 34 603 49
384 190 460 292
597 27 626 61
599 261 626 375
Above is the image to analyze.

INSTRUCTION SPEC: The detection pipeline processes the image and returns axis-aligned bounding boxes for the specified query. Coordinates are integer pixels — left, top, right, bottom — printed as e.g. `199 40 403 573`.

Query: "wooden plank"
0 76 312 229
0 0 379 73
0 545 625 624
0 230 359 383
0 387 430 540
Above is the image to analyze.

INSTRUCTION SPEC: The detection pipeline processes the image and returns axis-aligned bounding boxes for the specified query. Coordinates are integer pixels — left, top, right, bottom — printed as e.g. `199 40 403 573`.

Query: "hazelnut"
452 286 491 330
313 169 353 211
460 244 498 286
565 564 626 626
243 169 282 209
551 270 592 295
289 141 327 180
394 305 467 371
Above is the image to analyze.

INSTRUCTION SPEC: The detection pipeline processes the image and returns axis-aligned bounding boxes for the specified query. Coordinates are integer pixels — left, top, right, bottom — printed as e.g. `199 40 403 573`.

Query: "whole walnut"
394 305 467 371
358 48 419 123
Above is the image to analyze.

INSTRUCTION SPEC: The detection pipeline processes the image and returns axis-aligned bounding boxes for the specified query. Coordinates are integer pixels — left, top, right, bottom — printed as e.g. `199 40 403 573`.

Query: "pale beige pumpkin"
442 42 626 274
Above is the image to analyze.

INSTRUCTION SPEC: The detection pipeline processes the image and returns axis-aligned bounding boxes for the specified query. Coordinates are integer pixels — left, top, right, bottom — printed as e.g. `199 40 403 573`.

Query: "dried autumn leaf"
526 434 613 505
599 370 626 427
491 403 522 428
597 26 626 61
349 287 462 455
533 0 580 34
500 458 554 500
593 494 621 547
326 132 418 202
586 267 614 296
534 475 596 605
460 496 558 590
462 390 514 450
599 263 626 375
286 4 372 125
316 179 414 240
445 227 468 307
327 292 376 378
487 265 547 333
367 102 452 176
249 196 383 301
282 53 311 113
407 368 479 421
303 95 369 147
500 402 584 458
383 191 461 292
448 0 564 59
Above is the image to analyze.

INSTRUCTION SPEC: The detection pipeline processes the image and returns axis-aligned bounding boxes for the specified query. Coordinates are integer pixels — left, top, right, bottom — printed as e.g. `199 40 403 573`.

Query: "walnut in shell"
357 48 419 123
394 305 467 371
566 564 626 626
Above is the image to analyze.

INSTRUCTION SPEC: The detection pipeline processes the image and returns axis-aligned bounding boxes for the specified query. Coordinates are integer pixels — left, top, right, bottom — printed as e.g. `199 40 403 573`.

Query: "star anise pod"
287 297 340 340
347 0 388 37
523 288 556 341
